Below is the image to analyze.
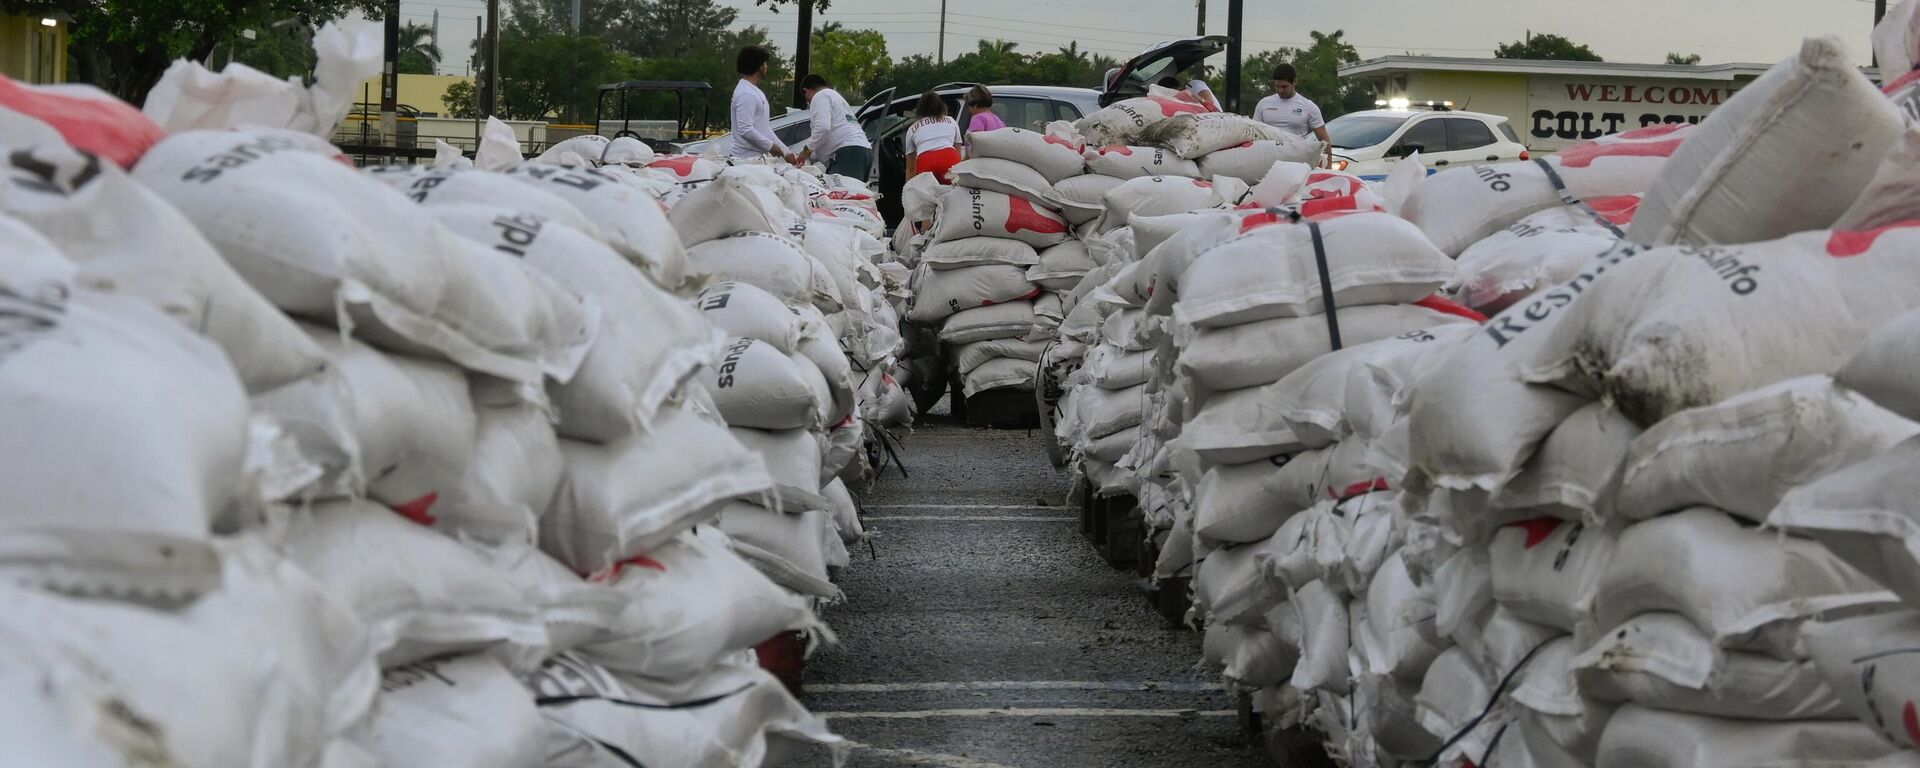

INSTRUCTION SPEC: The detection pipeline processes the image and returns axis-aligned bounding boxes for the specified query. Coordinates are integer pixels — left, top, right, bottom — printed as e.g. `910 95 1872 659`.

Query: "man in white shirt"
729 46 789 161
1254 63 1332 164
793 73 873 178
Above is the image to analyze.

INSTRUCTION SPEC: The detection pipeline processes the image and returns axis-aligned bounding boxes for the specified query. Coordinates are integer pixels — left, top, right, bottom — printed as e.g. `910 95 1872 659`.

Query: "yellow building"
1336 57 1830 152
353 72 472 116
1 12 68 84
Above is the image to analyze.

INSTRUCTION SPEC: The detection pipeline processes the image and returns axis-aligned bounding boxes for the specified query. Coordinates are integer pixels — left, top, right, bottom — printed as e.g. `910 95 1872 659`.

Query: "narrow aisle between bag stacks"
789 407 1272 768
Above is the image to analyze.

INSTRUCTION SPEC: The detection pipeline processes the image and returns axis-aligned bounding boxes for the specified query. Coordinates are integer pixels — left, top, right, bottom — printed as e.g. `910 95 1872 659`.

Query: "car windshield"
1327 114 1410 149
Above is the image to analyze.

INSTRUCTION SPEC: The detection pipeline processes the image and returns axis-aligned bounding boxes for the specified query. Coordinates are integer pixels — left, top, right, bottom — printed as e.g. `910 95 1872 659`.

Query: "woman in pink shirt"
963 85 1007 151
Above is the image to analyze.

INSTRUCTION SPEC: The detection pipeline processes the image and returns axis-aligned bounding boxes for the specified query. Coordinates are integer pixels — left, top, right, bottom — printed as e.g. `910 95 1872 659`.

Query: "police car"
1325 100 1530 180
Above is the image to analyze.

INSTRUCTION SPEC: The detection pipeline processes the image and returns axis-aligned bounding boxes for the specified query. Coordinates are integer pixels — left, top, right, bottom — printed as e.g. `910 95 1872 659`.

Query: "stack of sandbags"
908 158 1073 400
0 29 864 764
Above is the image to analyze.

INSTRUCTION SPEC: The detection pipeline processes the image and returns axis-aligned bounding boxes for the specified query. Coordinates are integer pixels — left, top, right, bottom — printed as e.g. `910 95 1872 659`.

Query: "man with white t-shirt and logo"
1254 62 1332 165
728 46 791 162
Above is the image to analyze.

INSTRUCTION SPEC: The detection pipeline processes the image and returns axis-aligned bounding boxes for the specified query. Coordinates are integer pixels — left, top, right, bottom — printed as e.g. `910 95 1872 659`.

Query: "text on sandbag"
715 337 756 388
180 134 304 184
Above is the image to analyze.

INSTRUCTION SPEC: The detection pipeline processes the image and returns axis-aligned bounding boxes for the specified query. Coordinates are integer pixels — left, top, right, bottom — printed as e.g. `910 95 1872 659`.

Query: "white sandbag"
1206 623 1297 688
1838 128 1920 232
729 426 831 512
1358 672 1441 761
362 165 601 237
1086 145 1200 179
438 401 562 545
956 338 1050 375
1510 637 1615 765
543 399 773 574
1593 508 1894 655
1184 384 1304 466
1838 306 1920 421
1074 94 1213 147
431 204 716 441
582 528 820 682
1178 302 1473 392
933 186 1072 249
1415 646 1507 762
1051 174 1124 226
700 337 820 431
1448 203 1627 314
1629 36 1903 246
1257 502 1350 592
1805 611 1920 748
537 655 839 767
941 300 1038 344
253 325 475 509
1211 322 1480 452
1194 542 1283 626
950 157 1060 208
1096 175 1231 233
2 142 325 393
906 263 1040 324
356 654 545 768
1403 126 1688 257
968 127 1087 184
921 237 1041 269
502 162 690 289
687 231 836 310
1433 546 1491 644
1528 227 1920 427
648 153 723 186
1490 403 1641 526
1291 579 1353 694
0 289 246 598
1339 493 1402 596
1773 435 1920 607
1574 612 1845 721
1489 519 1617 634
1616 376 1917 523
536 133 610 165
1028 240 1098 286
1407 244 1648 494
1594 705 1894 768
667 173 786 247
1197 139 1324 184
1365 550 1446 682
963 357 1038 397
1141 111 1289 159
1194 457 1295 544
135 131 596 387
286 499 548 669
793 314 856 425
0 578 342 768
1173 212 1456 330
694 280 808 354
482 542 626 652
716 502 838 598
822 478 864 546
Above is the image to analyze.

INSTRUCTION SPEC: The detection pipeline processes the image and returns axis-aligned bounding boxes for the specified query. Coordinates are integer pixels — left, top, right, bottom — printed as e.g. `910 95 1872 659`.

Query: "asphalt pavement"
788 409 1273 768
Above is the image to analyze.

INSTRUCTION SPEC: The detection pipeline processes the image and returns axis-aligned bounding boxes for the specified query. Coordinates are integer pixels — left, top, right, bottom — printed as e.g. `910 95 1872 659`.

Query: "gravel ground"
787 407 1273 768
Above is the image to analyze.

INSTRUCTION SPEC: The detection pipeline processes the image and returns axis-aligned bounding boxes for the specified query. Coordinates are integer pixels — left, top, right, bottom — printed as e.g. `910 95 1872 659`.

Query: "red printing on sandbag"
1415 295 1490 323
0 75 166 169
1509 518 1564 549
985 287 1047 307
590 555 669 582
1905 700 1920 746
1554 126 1687 168
1886 70 1920 96
1099 145 1134 156
1587 195 1642 225
648 155 701 177
1827 221 1920 257
1330 479 1390 501
390 493 439 527
1147 96 1209 117
1003 196 1068 235
1239 211 1288 234
1042 134 1083 151
826 190 873 201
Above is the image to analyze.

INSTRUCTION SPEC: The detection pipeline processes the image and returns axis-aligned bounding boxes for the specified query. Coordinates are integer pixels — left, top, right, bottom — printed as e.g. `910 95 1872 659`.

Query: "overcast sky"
408 0 1883 77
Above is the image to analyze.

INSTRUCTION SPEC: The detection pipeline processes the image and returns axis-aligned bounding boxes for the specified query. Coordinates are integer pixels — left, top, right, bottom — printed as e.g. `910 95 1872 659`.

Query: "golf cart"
593 80 715 153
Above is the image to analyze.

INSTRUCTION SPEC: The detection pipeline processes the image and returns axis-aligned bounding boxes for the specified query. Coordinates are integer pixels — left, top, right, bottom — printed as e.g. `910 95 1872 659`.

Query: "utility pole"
481 0 500 118
938 0 948 64
381 0 399 144
1196 0 1205 35
1225 0 1243 113
793 0 813 108
431 9 440 75
571 0 582 32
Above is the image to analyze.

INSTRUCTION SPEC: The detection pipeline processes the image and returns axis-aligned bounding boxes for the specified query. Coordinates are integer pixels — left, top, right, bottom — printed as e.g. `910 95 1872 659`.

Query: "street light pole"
482 0 500 118
938 0 948 64
381 0 399 145
793 0 813 108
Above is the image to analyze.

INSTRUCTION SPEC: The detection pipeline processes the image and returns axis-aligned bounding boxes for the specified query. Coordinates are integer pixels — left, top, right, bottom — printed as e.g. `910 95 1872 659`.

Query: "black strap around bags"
1533 157 1628 239
1267 207 1344 352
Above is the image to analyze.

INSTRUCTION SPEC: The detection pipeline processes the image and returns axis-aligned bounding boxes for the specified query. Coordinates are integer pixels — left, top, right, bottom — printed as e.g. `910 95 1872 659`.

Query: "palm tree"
978 39 1019 56
397 22 442 75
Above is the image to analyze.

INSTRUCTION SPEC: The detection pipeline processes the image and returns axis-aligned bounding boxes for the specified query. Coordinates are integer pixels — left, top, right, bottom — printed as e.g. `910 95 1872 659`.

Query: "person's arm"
798 93 833 164
1310 104 1332 166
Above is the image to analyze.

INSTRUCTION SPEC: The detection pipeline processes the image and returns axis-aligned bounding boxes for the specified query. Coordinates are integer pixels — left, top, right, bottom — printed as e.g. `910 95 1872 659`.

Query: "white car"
1326 107 1529 181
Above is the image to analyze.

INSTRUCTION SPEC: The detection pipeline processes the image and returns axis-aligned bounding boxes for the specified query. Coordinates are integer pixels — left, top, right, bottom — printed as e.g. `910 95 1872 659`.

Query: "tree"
1665 52 1702 65
618 0 741 60
396 21 440 75
1495 33 1603 62
443 79 478 118
3 0 383 102
810 26 889 99
505 0 632 38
